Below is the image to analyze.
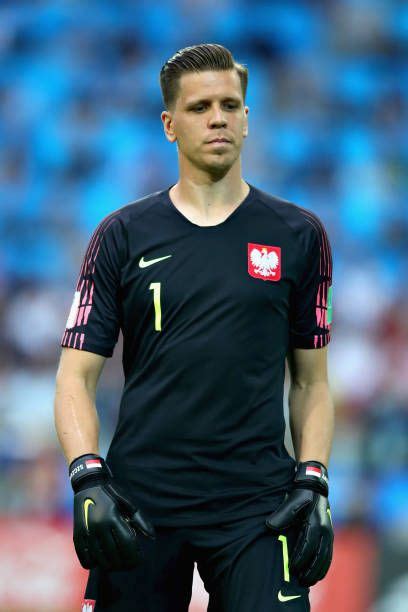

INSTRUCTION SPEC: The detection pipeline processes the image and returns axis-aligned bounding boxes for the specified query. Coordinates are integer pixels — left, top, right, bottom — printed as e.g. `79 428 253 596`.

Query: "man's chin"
199 153 237 176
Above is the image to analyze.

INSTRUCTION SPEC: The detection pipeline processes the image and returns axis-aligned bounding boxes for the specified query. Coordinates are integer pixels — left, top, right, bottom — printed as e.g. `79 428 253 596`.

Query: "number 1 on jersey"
278 534 290 582
149 282 162 331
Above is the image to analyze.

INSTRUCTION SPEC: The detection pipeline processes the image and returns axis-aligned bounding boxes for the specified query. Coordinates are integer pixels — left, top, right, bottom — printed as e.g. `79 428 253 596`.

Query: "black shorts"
83 512 310 611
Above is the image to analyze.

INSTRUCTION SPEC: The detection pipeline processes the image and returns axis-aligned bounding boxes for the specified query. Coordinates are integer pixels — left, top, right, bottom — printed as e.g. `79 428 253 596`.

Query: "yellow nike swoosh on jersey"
84 498 95 531
278 590 302 602
139 255 172 268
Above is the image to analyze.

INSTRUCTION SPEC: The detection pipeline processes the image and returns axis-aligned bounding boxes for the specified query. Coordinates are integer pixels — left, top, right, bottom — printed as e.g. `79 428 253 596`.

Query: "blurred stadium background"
0 1 407 610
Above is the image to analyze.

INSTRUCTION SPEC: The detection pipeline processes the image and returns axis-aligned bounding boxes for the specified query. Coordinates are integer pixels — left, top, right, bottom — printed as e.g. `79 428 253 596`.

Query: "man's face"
162 70 249 176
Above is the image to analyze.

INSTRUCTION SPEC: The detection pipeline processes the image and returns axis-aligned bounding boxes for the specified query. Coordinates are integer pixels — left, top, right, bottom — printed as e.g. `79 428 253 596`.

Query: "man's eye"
190 103 238 112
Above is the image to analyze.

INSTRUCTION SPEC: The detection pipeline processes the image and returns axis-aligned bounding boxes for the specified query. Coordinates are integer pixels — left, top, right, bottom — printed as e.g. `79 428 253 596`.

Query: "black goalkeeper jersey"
61 183 333 527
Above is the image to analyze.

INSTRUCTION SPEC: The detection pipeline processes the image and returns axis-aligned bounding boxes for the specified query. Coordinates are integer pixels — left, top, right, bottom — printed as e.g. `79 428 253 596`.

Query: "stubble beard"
183 143 241 180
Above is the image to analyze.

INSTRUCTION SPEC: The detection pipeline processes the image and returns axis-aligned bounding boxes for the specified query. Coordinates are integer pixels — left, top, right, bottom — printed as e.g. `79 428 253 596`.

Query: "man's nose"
208 106 227 127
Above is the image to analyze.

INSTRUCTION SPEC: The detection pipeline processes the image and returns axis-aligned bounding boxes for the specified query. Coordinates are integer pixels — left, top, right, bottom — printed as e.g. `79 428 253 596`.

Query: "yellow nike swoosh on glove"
84 498 95 531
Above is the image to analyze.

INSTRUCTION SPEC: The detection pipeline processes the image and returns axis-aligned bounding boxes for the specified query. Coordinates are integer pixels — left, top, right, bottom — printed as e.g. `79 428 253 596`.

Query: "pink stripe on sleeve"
74 214 118 291
76 227 99 289
298 207 333 343
77 306 85 326
302 209 332 281
89 282 94 305
81 280 88 306
62 212 121 351
83 305 92 325
301 210 330 280
84 218 116 280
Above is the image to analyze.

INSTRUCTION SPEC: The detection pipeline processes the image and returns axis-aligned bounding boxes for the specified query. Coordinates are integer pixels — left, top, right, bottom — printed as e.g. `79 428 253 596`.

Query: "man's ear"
243 105 249 138
161 110 177 143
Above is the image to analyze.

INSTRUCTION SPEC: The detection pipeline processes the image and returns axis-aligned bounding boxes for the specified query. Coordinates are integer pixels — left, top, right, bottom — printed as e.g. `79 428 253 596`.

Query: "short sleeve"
60 212 126 357
289 212 333 349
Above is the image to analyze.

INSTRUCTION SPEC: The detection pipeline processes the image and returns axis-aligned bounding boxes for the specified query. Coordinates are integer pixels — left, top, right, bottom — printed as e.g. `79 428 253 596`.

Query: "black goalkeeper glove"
69 453 155 571
265 460 334 587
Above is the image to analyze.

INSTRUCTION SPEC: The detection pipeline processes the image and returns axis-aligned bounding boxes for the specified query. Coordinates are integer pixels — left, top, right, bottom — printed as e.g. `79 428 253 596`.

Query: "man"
54 44 334 611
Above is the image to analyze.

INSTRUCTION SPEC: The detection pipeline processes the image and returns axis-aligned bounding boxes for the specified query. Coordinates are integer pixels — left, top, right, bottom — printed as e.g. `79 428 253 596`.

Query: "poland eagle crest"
248 243 281 281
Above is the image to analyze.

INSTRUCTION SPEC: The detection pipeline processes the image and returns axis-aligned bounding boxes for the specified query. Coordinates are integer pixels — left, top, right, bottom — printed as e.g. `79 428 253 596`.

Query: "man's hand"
70 454 155 570
265 461 334 587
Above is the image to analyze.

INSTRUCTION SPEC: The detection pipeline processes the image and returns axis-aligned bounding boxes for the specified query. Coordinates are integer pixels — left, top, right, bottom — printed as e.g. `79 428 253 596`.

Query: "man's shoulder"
106 188 167 226
251 184 326 238
85 189 168 251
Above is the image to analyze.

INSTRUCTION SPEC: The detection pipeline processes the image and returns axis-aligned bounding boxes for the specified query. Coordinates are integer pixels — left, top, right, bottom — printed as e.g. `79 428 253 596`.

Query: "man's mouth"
207 138 231 144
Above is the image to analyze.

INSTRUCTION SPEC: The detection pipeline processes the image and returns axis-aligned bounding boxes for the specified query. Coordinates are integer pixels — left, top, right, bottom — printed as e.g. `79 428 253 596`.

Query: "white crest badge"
248 243 281 281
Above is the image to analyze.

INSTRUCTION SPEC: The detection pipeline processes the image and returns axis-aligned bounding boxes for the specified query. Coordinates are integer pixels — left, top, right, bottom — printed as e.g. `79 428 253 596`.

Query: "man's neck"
169 166 249 227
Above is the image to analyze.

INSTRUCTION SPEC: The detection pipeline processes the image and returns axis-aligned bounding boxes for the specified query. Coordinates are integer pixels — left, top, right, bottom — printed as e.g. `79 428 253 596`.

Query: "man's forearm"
288 380 334 467
54 377 100 465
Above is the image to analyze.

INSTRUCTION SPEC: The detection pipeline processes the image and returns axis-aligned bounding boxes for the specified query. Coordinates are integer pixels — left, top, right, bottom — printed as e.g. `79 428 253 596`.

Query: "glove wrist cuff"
69 453 111 493
294 460 329 497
